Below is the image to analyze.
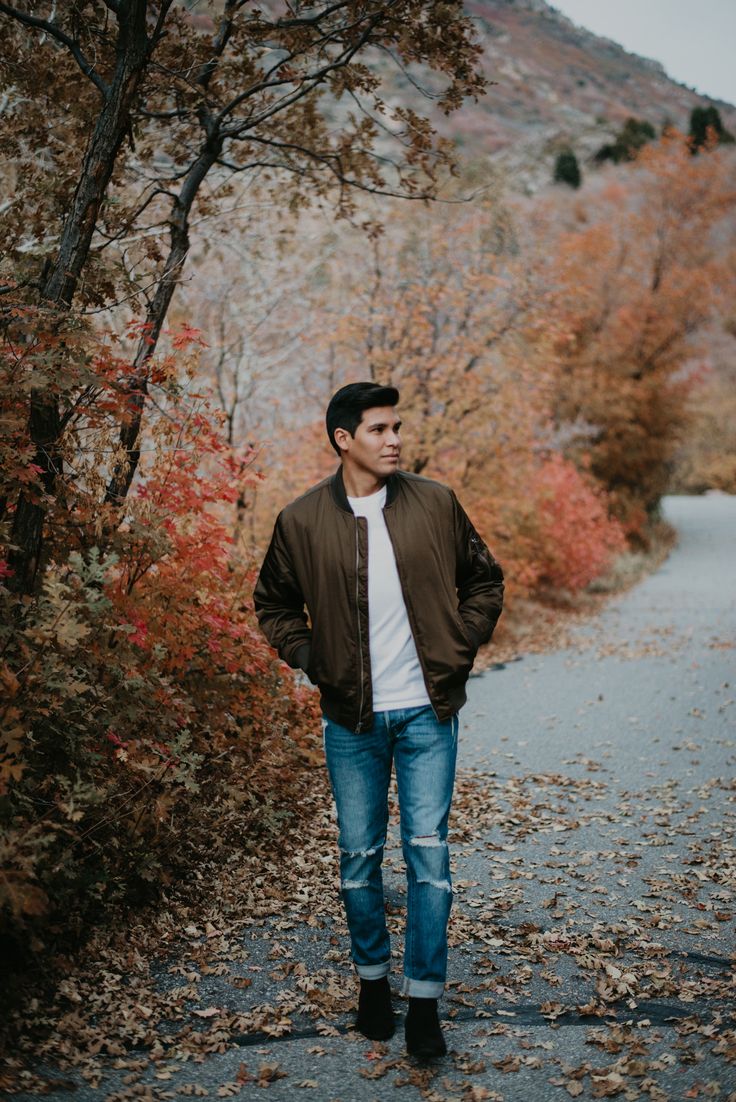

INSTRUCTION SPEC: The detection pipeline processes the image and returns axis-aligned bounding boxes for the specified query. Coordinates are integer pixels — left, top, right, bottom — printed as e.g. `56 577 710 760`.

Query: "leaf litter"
1 694 734 1100
1 740 731 1102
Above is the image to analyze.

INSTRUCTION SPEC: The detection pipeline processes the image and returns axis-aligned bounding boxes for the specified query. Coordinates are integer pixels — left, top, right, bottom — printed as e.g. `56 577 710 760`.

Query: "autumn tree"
0 0 487 594
255 189 626 596
0 1 491 976
547 131 736 537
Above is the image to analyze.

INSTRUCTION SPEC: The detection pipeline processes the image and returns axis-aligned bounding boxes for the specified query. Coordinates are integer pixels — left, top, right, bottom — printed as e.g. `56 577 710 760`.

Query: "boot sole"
356 1017 396 1041
406 1041 447 1061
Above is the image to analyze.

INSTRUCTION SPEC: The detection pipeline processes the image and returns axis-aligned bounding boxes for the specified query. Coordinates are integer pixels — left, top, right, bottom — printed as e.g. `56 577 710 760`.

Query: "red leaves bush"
530 454 627 592
460 452 626 607
0 320 320 965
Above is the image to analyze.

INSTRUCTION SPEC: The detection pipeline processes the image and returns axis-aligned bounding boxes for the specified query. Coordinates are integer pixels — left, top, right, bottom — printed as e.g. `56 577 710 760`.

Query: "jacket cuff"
292 642 312 674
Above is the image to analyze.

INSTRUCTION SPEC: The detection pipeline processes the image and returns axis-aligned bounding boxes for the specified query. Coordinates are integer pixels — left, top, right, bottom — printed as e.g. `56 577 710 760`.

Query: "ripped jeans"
323 705 459 998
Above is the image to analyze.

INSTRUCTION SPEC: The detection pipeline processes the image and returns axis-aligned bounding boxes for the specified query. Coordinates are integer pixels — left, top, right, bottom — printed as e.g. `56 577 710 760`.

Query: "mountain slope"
400 0 736 189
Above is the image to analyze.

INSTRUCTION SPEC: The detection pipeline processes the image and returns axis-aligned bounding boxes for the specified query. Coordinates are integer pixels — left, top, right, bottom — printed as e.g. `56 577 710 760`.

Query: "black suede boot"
404 996 447 1060
355 976 395 1040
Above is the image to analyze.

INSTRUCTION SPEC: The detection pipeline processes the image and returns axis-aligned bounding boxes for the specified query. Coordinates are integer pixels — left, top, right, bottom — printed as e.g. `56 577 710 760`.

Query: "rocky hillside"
392 0 736 191
190 2 734 192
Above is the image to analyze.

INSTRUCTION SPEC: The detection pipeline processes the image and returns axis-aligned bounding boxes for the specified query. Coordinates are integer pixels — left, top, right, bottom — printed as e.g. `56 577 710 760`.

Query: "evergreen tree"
689 105 735 153
554 148 582 188
595 118 656 164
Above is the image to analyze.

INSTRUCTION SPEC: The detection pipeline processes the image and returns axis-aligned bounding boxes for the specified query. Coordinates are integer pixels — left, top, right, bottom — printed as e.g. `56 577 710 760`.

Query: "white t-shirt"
347 484 431 712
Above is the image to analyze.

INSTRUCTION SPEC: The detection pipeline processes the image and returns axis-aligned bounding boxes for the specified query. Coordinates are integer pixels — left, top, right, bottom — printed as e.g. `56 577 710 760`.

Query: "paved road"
12 494 736 1101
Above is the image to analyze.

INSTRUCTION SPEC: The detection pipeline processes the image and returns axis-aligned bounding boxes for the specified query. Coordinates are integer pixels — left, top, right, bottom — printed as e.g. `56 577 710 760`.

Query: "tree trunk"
104 139 223 509
6 0 152 595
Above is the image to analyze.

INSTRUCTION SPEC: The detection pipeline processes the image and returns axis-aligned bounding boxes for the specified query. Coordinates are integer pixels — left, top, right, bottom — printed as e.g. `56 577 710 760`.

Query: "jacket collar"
330 464 400 513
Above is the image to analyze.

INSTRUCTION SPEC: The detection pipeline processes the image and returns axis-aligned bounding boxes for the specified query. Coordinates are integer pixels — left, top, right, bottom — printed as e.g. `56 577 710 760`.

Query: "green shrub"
554 148 582 188
689 105 735 153
594 117 656 164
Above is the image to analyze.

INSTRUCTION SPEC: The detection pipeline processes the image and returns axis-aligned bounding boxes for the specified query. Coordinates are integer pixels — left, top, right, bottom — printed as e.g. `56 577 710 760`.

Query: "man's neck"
342 464 386 499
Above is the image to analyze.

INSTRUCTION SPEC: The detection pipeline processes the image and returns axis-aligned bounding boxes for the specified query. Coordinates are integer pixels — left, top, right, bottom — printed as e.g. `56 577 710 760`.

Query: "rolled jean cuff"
402 976 445 998
355 960 390 980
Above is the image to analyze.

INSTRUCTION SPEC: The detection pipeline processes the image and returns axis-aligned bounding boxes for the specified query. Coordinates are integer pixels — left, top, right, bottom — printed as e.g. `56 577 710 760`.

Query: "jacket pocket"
453 610 475 652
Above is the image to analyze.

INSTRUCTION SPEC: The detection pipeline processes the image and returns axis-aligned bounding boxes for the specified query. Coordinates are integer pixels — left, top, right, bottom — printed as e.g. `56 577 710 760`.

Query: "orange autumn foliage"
251 194 626 599
546 131 736 537
246 136 733 588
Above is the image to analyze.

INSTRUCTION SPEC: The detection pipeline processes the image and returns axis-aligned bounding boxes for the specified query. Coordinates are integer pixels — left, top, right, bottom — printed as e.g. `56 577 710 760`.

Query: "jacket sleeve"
253 511 312 673
451 491 505 651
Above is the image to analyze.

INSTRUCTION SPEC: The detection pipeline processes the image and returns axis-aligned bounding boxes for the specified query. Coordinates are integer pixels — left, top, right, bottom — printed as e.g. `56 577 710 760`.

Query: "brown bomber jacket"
253 466 505 733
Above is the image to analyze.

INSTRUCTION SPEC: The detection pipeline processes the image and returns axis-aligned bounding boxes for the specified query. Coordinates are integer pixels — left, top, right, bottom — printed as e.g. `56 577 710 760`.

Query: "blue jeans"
322 705 459 998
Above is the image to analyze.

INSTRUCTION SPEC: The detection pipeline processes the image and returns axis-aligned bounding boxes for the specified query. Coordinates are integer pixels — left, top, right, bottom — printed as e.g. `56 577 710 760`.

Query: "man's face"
336 405 402 480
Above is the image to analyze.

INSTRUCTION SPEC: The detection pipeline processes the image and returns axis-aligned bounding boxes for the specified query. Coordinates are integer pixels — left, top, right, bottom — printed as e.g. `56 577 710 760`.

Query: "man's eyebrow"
368 419 402 430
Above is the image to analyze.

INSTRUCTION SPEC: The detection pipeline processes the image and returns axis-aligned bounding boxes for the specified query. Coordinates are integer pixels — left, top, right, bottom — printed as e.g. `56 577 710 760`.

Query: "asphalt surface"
10 493 736 1101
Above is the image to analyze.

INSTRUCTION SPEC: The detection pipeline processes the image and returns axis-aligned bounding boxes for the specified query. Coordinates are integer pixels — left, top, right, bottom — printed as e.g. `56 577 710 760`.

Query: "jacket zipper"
354 515 365 733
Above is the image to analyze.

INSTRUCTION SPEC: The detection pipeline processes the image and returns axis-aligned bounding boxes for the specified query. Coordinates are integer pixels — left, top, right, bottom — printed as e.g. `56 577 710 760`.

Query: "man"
253 382 504 1059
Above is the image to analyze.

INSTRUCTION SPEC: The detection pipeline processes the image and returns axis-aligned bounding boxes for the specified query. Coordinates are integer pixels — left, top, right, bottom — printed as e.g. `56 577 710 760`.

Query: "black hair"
325 381 400 456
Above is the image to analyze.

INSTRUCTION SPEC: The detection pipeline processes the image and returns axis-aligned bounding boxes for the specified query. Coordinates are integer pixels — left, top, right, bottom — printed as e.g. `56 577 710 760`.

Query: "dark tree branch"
94 186 176 251
218 136 433 201
223 47 378 138
139 106 189 119
216 5 393 126
149 0 175 46
0 1 109 95
104 136 223 509
195 0 246 90
272 1 355 29
344 85 419 153
143 4 393 135
374 43 445 101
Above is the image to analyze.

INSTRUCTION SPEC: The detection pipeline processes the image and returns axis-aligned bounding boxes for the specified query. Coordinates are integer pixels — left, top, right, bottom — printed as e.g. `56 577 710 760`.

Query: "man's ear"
333 427 351 454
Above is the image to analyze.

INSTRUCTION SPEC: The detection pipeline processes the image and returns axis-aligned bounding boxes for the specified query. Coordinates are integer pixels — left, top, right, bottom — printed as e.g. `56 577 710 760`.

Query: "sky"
550 0 736 106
